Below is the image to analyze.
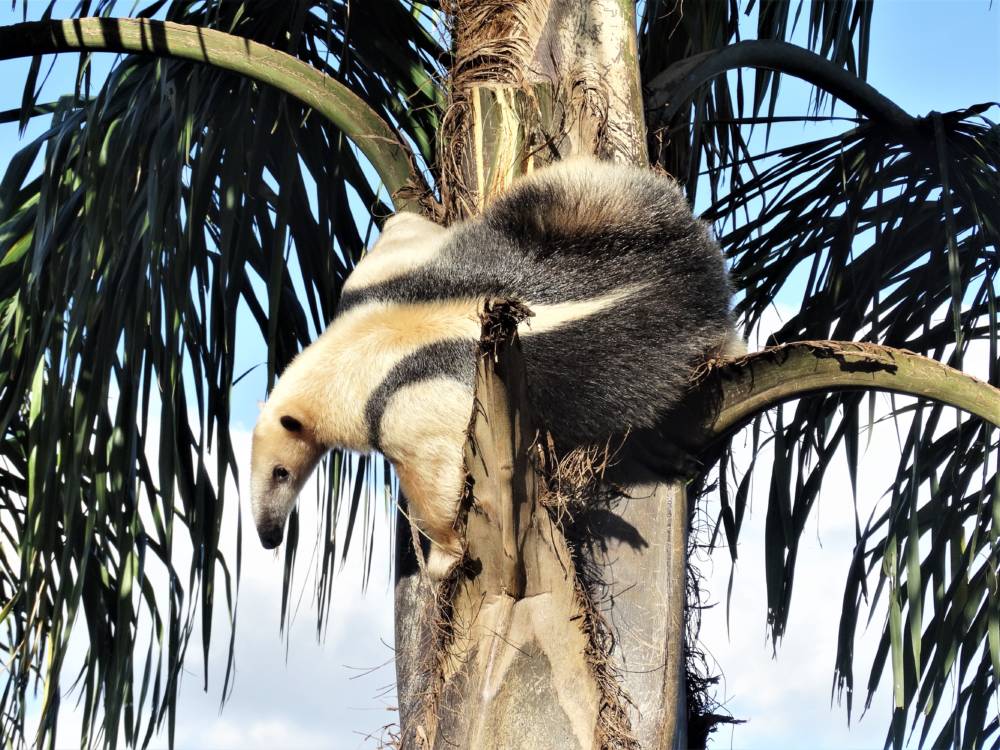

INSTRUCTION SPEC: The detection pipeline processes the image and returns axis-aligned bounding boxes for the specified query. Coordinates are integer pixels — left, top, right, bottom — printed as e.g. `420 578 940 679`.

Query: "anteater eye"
272 466 290 482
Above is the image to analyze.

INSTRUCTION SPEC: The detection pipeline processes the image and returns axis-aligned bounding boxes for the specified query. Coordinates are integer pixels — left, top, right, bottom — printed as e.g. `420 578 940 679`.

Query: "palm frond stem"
647 40 917 140
702 341 1000 445
0 17 429 210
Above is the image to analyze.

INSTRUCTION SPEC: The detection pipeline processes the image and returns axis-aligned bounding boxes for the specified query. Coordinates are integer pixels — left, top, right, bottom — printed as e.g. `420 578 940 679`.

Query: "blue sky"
0 2 998 749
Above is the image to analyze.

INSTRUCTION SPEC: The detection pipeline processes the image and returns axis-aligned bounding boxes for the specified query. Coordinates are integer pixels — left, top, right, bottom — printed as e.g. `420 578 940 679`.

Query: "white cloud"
700 306 995 749
166 428 398 750
22 422 397 750
700 429 895 749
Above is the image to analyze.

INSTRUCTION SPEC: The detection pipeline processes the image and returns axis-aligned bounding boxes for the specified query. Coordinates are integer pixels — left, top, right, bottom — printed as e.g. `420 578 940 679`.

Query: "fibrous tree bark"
394 3 693 748
391 6 1000 750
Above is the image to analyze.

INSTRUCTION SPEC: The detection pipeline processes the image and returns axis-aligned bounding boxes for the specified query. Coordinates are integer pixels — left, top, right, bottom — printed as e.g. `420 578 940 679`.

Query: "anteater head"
250 400 326 549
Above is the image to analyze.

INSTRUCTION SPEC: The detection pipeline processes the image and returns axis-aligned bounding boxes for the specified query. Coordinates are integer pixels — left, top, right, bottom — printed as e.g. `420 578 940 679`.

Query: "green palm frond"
640 8 998 745
1 1 997 749
639 0 874 202
0 1 445 747
698 66 999 750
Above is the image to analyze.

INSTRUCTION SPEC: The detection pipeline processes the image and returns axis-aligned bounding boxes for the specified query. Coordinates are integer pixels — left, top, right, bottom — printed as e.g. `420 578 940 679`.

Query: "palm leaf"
642 6 1000 747
2 2 997 749
639 0 874 202
696 62 1000 750
0 2 445 747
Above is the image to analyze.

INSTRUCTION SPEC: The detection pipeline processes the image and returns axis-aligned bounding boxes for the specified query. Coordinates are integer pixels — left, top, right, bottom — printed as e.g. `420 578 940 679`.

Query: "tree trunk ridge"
395 3 692 748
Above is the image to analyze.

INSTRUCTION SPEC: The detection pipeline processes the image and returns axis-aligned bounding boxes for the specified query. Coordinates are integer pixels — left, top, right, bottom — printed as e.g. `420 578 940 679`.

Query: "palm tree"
0 1 997 748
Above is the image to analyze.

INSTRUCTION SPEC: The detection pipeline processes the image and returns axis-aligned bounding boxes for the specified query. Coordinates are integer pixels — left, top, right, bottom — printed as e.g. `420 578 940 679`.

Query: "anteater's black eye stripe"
272 466 290 482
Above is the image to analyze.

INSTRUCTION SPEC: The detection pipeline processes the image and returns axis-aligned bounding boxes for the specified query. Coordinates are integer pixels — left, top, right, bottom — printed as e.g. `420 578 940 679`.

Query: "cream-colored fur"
251 210 690 579
378 377 474 578
250 410 325 532
342 213 449 293
268 297 483 451
520 284 649 336
251 297 482 547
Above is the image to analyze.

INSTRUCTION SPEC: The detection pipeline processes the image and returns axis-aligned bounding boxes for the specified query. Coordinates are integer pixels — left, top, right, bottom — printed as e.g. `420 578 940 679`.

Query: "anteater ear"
280 415 303 433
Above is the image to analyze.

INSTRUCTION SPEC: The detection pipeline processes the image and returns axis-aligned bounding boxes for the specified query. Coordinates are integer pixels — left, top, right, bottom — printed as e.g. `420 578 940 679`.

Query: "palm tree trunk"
394 3 690 747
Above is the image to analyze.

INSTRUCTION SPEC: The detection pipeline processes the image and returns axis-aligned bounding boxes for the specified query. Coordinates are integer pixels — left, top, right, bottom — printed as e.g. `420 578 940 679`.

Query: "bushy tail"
483 156 703 253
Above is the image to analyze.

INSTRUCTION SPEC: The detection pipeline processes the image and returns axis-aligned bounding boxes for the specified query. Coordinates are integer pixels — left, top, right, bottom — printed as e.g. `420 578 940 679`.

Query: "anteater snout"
256 523 284 550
